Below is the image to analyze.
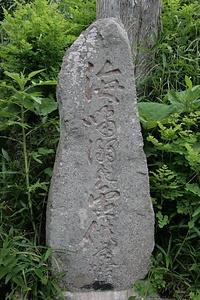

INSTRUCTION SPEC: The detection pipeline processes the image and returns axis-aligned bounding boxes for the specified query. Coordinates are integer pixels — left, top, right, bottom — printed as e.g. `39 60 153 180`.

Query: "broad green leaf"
32 80 57 86
34 269 47 284
28 180 49 193
26 91 43 98
2 148 10 162
185 75 193 89
2 159 6 173
188 220 195 229
6 257 19 270
4 71 24 90
0 83 17 92
143 120 158 130
186 183 200 197
138 102 175 129
12 276 26 288
0 103 21 118
192 226 200 236
30 95 42 104
44 248 52 261
168 86 200 112
193 142 200 154
40 98 58 115
162 53 167 68
7 120 30 129
0 267 8 280
38 148 54 155
23 98 36 112
28 69 45 79
44 168 53 177
32 152 43 164
167 90 184 109
5 272 14 284
192 206 200 217
189 264 199 271
9 264 27 275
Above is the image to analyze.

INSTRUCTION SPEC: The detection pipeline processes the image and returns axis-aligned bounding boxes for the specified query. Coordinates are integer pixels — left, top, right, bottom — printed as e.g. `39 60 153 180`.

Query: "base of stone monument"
64 289 136 300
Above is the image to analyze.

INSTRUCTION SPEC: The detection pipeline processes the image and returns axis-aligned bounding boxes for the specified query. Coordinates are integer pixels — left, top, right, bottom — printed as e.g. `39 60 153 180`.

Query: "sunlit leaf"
192 206 200 217
44 248 52 261
28 69 45 79
30 95 42 104
138 102 175 129
32 80 57 86
7 120 30 129
38 148 54 155
44 168 53 177
2 148 10 162
34 269 47 284
40 98 58 115
4 71 24 90
185 75 192 89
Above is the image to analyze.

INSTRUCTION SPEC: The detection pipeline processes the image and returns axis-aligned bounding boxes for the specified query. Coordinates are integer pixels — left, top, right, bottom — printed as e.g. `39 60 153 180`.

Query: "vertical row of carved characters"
85 62 94 102
82 60 124 283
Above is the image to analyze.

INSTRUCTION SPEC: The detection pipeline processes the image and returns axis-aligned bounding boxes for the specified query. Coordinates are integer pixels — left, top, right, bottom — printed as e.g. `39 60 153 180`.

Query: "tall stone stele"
46 18 154 298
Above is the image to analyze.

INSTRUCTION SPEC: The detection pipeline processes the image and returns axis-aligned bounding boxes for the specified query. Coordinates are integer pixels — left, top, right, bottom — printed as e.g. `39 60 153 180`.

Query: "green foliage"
0 1 33 21
0 0 95 79
0 70 61 298
0 227 65 299
138 77 200 129
137 0 200 101
167 76 200 114
50 0 96 35
0 70 58 233
135 2 200 291
0 0 69 78
138 102 175 129
136 89 200 298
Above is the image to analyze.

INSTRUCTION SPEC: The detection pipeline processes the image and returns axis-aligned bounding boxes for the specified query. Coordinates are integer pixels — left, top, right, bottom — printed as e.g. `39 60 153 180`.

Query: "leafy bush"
0 0 69 79
0 227 65 299
136 5 200 295
0 69 58 235
137 0 200 101
51 0 96 36
0 70 61 298
139 76 200 129
136 3 200 295
136 80 200 298
0 0 95 79
135 1 200 297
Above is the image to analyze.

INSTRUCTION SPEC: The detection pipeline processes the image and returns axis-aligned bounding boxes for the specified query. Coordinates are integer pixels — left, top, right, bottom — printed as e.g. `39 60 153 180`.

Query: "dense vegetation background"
0 0 199 299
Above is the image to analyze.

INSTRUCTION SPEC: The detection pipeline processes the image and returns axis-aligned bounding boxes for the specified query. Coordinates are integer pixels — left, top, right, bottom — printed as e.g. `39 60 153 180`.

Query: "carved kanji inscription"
47 18 154 292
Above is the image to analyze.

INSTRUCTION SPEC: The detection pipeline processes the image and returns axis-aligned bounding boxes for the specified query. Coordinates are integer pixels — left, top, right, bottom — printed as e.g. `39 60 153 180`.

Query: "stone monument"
46 18 154 299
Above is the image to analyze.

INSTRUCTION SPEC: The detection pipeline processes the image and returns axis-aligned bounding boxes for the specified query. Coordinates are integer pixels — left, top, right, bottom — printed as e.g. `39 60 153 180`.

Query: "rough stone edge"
64 289 136 300
15 290 173 300
63 290 172 300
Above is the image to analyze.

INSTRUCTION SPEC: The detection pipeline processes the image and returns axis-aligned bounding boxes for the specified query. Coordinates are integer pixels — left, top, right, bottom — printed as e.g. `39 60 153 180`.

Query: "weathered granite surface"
64 289 136 300
64 290 172 300
46 18 154 292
